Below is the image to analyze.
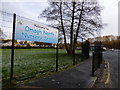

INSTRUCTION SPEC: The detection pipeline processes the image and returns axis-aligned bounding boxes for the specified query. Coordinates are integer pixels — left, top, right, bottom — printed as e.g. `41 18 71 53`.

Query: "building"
88 35 117 43
88 38 95 43
102 35 117 41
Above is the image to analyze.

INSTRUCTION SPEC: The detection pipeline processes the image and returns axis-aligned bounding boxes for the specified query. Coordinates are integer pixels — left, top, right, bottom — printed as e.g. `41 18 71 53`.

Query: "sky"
99 0 119 36
0 0 119 39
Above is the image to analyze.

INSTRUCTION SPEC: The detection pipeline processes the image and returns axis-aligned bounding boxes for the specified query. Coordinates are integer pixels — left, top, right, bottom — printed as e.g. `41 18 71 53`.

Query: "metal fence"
0 10 13 39
1 11 82 87
92 41 103 77
82 40 90 59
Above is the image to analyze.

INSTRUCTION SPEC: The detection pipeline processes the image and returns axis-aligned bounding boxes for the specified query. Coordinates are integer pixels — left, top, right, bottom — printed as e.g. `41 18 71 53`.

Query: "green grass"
2 48 83 87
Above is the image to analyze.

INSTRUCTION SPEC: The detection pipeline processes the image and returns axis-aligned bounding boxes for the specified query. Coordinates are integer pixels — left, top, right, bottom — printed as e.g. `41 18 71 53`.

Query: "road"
103 50 119 88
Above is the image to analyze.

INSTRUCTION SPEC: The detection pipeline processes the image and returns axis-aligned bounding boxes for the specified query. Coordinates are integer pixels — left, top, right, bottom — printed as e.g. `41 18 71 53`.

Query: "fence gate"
82 40 90 59
92 41 103 77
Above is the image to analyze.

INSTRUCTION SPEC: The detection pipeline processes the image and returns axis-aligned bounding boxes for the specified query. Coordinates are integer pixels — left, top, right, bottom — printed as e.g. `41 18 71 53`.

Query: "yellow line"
100 60 107 83
100 68 105 82
105 61 110 84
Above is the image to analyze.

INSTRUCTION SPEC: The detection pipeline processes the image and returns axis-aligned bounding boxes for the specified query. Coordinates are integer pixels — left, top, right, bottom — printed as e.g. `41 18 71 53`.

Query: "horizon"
0 0 119 39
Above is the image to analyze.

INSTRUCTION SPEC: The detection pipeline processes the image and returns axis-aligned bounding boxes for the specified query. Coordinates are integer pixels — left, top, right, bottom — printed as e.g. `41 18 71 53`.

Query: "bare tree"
0 28 6 39
40 0 103 54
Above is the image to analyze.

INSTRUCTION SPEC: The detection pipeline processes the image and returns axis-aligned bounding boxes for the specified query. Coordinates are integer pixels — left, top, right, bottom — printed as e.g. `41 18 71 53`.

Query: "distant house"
2 41 12 46
29 43 37 47
102 35 117 41
88 35 117 43
88 38 95 43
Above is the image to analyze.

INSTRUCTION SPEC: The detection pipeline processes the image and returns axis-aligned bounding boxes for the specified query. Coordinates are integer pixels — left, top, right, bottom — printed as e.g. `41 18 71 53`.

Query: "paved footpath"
18 57 97 88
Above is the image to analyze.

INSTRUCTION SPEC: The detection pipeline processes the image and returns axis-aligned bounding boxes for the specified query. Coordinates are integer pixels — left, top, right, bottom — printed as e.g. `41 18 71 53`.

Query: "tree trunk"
59 2 69 53
69 2 76 55
66 49 73 55
74 1 84 47
60 1 84 55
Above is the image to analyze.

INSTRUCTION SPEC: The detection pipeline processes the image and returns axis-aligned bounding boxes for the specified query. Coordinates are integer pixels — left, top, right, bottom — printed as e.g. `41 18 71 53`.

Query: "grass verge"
2 48 85 87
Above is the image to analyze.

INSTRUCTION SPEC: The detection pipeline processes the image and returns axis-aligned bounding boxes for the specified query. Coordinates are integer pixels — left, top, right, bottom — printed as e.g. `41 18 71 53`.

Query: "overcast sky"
99 0 119 36
1 0 119 38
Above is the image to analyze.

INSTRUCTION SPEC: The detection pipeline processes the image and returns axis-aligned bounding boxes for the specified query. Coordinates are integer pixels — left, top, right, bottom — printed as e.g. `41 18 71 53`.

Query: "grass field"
2 48 83 87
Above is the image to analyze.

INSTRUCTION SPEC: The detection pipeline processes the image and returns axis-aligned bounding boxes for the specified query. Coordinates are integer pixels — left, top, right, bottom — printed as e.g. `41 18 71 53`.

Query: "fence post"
98 42 101 68
82 38 83 55
10 13 16 84
56 43 58 72
86 40 90 58
100 41 102 64
92 51 94 77
73 34 75 65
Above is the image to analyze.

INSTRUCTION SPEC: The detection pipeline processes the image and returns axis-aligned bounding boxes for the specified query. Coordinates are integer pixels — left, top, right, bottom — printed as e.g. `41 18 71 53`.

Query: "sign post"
56 43 58 72
10 13 16 84
10 15 59 81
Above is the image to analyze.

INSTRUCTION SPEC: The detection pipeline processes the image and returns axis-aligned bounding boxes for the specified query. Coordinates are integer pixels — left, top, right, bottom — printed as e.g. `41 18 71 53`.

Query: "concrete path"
18 57 97 88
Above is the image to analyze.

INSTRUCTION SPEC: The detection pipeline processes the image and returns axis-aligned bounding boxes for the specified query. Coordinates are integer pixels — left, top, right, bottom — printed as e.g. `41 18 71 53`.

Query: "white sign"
15 16 58 44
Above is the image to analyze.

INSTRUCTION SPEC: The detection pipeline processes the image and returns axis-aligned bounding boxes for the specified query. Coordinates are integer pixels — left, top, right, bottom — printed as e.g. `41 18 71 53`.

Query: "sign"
15 16 58 44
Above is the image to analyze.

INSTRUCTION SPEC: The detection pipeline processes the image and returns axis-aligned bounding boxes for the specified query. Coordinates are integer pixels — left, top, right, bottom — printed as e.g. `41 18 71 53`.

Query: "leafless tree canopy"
40 0 103 54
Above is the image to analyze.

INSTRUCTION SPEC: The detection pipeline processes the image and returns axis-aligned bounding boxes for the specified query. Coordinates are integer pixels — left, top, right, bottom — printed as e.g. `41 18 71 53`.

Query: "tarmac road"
16 57 96 88
103 50 119 88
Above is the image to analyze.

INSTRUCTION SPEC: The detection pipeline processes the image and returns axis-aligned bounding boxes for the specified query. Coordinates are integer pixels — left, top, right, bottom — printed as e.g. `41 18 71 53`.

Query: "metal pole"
100 41 102 64
10 13 16 84
82 38 83 54
88 41 90 58
73 34 75 65
92 52 94 77
56 43 58 72
98 42 101 68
